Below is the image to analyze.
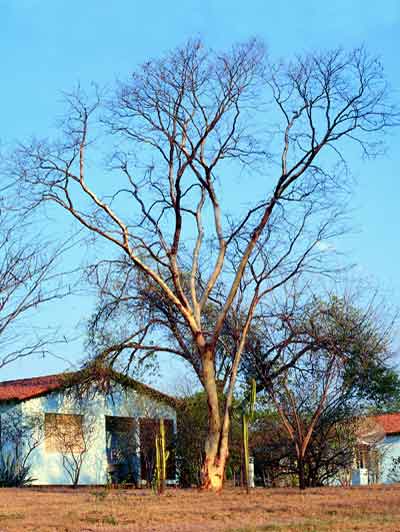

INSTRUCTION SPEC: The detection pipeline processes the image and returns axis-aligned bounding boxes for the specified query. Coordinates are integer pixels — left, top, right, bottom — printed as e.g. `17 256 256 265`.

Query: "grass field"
0 485 399 531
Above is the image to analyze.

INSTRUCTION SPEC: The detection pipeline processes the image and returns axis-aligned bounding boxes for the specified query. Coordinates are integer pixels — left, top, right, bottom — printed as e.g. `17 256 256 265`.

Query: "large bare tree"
9 40 398 489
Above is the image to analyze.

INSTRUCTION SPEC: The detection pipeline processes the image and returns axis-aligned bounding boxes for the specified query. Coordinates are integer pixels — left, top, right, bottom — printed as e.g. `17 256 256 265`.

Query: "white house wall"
377 434 400 484
0 402 23 461
19 382 176 485
351 434 400 485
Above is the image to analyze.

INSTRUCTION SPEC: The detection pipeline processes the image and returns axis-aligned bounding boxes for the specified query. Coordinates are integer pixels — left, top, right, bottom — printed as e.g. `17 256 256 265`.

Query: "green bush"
0 454 35 487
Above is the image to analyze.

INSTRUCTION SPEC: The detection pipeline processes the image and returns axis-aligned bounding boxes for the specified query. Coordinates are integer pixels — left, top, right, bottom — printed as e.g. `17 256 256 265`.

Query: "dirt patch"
0 485 398 531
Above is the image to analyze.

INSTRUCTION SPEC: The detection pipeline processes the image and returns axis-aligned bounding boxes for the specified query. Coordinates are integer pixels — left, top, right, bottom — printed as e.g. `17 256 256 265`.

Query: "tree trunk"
298 457 306 490
200 349 229 491
201 446 228 491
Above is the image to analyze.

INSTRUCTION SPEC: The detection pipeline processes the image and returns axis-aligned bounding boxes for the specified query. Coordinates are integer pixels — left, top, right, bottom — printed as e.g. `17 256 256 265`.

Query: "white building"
0 369 177 486
352 413 400 485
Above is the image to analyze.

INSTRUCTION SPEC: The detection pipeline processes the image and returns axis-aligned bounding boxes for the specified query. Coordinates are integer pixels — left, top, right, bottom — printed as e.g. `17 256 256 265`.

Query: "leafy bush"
0 454 35 487
0 410 43 487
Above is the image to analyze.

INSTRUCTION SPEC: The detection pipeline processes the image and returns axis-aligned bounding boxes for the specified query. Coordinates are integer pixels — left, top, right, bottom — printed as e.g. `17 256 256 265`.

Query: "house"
0 368 177 486
352 413 400 485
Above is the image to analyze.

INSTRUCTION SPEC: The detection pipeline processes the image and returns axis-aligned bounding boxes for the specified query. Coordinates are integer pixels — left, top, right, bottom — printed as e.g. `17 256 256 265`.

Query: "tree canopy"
8 39 399 489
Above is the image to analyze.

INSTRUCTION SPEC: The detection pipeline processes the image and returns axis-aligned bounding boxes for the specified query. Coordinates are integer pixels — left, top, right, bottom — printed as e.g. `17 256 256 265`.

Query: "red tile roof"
0 371 175 406
370 413 400 435
0 374 63 401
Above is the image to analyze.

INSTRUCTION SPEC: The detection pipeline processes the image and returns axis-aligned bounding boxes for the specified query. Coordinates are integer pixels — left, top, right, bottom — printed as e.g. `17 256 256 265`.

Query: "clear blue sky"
0 0 399 390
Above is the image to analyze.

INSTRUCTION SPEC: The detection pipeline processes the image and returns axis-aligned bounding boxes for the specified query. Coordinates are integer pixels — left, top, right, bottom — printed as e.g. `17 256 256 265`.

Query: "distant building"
0 369 176 486
352 413 400 485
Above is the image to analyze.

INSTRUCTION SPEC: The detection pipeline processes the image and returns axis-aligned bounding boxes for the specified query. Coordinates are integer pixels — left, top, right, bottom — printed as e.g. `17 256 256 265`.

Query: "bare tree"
245 293 399 489
251 407 386 488
9 40 398 489
47 408 97 488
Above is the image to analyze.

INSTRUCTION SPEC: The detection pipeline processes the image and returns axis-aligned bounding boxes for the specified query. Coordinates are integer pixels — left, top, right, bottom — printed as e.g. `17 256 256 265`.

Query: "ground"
0 485 399 531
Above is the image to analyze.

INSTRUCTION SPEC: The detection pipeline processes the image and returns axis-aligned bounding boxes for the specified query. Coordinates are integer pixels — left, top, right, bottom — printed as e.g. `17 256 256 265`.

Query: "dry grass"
0 485 398 531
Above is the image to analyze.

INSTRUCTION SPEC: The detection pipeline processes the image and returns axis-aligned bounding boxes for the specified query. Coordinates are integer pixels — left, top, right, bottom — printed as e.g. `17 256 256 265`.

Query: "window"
45 413 84 453
105 416 137 464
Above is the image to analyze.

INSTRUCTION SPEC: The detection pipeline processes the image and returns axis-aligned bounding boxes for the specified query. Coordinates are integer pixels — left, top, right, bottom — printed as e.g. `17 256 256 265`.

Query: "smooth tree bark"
9 40 398 489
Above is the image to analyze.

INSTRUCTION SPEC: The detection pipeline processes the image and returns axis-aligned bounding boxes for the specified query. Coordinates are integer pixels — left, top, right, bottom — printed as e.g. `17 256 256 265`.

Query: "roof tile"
0 374 63 401
0 371 175 406
370 413 400 435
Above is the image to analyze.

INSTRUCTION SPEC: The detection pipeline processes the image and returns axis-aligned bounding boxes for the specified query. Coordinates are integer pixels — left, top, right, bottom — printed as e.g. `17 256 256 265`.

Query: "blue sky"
0 0 399 389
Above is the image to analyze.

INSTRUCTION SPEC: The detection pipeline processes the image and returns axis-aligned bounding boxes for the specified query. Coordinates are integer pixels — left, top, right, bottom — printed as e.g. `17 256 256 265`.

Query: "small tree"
244 293 399 489
250 408 295 487
48 410 97 488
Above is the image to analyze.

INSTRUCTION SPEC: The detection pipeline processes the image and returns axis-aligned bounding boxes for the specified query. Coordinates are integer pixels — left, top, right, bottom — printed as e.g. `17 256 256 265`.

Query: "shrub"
0 454 35 487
